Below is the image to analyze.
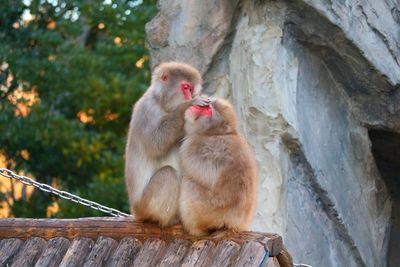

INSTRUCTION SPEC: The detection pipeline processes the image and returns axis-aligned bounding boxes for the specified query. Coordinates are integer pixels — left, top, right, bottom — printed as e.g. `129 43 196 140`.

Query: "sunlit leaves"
0 0 157 218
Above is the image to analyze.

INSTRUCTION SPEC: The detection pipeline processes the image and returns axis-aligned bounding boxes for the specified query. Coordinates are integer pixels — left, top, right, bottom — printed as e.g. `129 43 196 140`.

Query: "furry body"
179 99 257 236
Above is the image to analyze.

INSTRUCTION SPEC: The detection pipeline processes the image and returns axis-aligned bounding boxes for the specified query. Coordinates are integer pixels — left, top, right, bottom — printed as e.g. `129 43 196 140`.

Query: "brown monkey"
179 98 257 236
125 62 206 227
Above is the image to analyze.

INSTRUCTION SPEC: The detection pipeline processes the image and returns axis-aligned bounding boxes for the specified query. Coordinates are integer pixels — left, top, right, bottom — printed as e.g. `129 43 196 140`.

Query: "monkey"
179 98 257 236
125 62 208 227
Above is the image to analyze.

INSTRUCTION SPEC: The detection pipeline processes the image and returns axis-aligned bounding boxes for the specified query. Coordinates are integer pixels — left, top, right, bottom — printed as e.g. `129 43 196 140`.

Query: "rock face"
146 1 400 266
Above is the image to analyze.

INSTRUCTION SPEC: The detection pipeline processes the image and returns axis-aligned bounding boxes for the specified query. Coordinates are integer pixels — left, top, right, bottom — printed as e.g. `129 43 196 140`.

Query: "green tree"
0 0 157 218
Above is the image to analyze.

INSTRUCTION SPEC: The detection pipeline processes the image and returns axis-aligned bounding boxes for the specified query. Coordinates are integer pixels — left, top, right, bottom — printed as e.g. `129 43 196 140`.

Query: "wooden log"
132 238 166 267
233 240 267 267
276 248 294 267
59 237 94 267
83 236 118 267
0 238 23 266
35 237 70 267
180 240 216 267
157 239 191 267
209 240 241 267
107 237 142 267
0 217 282 256
10 237 47 267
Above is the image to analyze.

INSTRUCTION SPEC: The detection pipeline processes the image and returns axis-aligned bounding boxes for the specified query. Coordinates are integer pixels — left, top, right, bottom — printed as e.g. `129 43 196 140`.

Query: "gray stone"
146 1 400 266
145 0 239 75
302 0 400 85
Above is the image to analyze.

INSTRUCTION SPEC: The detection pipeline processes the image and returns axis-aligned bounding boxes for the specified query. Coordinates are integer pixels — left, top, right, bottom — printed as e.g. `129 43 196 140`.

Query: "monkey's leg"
180 179 224 236
134 166 180 227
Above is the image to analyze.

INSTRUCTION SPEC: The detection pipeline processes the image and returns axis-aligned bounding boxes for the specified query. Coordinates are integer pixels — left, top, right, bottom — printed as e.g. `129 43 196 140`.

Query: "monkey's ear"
161 72 168 82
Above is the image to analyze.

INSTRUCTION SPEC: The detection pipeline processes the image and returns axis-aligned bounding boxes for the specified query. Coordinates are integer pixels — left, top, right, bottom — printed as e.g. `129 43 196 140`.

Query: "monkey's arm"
135 96 209 158
139 102 189 158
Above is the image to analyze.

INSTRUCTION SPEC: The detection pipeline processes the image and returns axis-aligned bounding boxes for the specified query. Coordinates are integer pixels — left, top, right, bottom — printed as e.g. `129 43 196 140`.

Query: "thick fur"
179 98 257 236
125 62 202 227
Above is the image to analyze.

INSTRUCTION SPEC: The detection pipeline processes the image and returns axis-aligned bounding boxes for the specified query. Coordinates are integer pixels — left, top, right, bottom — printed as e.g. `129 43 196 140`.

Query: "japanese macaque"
125 62 207 227
179 98 257 236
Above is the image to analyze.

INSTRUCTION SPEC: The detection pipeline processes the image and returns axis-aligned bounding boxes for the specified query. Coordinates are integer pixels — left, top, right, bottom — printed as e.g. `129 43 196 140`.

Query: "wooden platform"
0 217 290 266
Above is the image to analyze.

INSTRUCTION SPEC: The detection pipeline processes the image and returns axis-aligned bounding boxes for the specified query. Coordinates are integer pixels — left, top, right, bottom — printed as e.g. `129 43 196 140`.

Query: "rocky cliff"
146 1 400 266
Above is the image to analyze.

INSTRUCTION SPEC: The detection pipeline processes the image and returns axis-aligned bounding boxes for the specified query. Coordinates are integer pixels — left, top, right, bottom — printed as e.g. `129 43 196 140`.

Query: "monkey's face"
152 62 202 111
179 81 195 100
160 78 199 112
166 78 196 101
184 99 237 136
184 104 213 134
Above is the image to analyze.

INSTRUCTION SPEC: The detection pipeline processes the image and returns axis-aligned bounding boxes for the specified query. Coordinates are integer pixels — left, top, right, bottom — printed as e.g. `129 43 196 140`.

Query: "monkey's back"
125 91 181 205
180 133 257 232
124 92 157 205
181 133 256 182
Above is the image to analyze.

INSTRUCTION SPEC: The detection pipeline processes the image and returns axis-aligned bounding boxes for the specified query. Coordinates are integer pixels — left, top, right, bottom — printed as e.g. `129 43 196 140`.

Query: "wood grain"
209 240 241 267
0 238 23 266
180 240 216 267
132 238 166 267
35 237 70 267
83 236 117 267
0 217 282 256
107 237 142 267
233 240 266 267
10 237 47 267
264 256 281 267
59 237 94 267
157 239 191 267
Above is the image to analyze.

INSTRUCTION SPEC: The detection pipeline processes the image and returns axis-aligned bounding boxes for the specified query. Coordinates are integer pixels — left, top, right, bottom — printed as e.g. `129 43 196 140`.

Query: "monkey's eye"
180 82 193 93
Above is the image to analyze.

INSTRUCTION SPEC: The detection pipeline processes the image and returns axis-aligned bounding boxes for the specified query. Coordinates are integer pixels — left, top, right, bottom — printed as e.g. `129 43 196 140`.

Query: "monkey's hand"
192 95 211 107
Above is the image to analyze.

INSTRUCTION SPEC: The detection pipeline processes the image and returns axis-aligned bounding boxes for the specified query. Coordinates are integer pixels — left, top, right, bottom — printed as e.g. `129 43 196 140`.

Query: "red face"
189 105 213 119
180 81 194 100
160 73 195 100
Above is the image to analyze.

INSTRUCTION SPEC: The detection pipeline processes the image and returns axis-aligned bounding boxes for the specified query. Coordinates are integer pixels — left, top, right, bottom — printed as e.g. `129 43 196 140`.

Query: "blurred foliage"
0 0 157 217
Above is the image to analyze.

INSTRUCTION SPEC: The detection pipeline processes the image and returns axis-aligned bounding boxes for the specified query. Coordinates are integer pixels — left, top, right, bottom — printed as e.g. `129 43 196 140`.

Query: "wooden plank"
107 237 142 267
261 235 281 257
0 238 24 266
180 240 216 267
157 239 191 267
10 237 47 267
132 238 166 267
59 237 94 267
264 257 281 267
233 241 267 267
272 257 282 267
0 217 282 255
209 240 241 267
83 236 117 267
35 237 70 267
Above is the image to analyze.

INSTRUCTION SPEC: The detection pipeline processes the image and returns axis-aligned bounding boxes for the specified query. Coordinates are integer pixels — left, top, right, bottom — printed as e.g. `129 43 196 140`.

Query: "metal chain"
0 168 131 217
0 168 314 267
